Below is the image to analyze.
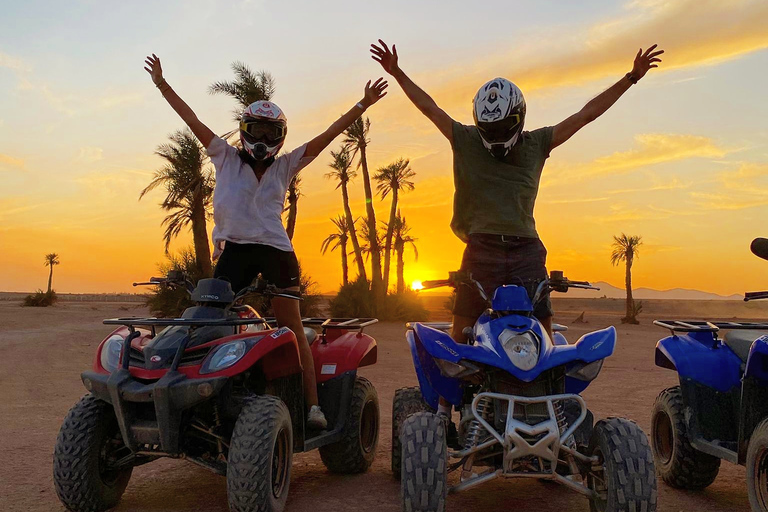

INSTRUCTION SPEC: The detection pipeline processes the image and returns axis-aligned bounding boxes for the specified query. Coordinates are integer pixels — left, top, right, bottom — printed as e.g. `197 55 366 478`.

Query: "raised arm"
551 45 664 150
304 78 388 159
144 54 215 148
370 40 455 143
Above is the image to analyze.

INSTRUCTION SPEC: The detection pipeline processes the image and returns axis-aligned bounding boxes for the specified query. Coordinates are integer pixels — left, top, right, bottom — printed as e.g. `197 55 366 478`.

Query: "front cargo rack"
104 317 269 328
654 320 768 334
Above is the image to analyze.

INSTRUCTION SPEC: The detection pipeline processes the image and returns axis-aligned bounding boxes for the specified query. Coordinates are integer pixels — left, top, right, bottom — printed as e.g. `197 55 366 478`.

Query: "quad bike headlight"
498 328 539 371
200 340 248 374
100 334 124 373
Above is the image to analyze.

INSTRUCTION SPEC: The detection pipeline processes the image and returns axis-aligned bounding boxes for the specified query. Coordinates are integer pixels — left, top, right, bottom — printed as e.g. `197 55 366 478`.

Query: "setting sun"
411 280 424 291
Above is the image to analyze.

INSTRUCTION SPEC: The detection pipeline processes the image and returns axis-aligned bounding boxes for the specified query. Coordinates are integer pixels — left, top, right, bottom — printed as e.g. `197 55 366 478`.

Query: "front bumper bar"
450 392 597 496
82 369 227 454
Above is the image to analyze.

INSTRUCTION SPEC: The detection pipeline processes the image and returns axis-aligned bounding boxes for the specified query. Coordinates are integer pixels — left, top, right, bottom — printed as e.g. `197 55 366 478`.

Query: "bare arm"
305 78 388 159
551 45 664 150
144 54 215 148
371 40 454 143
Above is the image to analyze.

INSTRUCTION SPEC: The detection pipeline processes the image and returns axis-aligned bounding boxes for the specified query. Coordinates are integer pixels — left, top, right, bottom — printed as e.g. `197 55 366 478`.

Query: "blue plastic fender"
745 335 768 382
655 333 742 393
411 320 616 385
406 329 462 409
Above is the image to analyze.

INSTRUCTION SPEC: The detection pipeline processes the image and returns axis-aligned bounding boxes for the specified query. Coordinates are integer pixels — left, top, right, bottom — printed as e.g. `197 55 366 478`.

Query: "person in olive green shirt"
370 40 663 344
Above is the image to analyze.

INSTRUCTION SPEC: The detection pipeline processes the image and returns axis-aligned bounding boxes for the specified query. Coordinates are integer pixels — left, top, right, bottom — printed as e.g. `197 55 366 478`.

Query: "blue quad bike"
392 271 657 512
650 237 768 510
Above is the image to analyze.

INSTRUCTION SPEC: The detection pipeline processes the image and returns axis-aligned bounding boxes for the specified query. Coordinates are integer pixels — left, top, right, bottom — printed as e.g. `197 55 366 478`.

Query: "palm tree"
44 253 60 293
389 210 418 294
374 158 415 292
321 215 350 286
140 129 214 277
610 233 643 324
358 215 385 262
285 175 301 241
326 147 367 281
344 117 383 296
208 62 276 120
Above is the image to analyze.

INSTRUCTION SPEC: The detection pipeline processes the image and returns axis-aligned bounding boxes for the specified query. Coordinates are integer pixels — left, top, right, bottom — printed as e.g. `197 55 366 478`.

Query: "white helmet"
240 101 287 160
472 78 526 158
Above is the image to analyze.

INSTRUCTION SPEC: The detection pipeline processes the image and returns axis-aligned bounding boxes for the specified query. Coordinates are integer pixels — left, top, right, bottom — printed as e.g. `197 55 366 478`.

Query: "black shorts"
213 241 300 293
453 234 552 320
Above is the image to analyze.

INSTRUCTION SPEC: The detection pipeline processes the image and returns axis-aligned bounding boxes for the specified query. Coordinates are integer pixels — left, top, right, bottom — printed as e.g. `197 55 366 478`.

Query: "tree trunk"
396 242 405 294
47 265 53 293
341 239 349 286
360 145 383 296
382 188 398 293
625 257 634 322
342 181 367 281
191 189 213 277
286 187 298 241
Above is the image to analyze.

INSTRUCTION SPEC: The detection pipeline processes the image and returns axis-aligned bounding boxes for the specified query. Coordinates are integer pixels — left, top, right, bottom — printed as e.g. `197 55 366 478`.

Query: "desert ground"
2 297 767 512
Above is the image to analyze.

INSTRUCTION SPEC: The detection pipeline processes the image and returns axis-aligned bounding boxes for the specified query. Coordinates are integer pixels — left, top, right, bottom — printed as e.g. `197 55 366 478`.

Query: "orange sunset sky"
2 0 768 295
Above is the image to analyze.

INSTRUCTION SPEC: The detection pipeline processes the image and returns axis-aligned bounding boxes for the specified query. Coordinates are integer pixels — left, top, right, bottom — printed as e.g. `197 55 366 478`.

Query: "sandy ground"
1 299 763 512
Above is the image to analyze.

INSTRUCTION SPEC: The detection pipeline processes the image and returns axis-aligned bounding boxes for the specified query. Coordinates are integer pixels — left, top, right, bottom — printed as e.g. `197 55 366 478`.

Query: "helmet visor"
476 113 522 144
239 119 287 145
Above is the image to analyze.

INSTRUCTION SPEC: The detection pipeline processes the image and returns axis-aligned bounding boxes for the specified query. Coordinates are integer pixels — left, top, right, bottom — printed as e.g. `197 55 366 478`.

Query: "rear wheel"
587 417 657 512
400 412 447 512
651 386 720 489
319 376 379 473
227 395 293 512
53 394 133 512
391 386 434 478
747 418 768 511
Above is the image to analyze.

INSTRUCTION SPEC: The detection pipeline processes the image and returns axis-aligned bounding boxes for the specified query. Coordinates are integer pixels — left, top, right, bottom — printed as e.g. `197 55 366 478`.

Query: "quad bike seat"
304 327 318 345
723 330 768 362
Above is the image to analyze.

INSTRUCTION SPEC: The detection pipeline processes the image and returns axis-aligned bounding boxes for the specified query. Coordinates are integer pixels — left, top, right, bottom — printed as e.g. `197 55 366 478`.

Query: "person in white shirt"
144 54 388 430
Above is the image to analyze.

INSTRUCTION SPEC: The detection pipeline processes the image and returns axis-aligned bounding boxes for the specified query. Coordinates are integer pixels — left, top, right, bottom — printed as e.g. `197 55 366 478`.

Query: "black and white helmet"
472 78 526 158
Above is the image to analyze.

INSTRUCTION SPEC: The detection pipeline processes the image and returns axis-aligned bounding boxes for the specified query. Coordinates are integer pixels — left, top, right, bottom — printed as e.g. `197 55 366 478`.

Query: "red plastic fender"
95 327 302 381
311 330 378 383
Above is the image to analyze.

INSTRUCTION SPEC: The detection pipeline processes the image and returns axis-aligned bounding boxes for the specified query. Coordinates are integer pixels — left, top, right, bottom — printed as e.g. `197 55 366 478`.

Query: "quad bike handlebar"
132 272 302 302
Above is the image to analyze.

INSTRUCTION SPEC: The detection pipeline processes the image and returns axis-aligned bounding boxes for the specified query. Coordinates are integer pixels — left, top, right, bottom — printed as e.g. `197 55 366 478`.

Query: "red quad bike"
53 271 380 512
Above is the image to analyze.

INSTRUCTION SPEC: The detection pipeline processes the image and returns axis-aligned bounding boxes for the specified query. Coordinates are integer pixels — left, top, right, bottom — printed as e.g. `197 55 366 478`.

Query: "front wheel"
53 394 133 512
747 418 768 511
400 412 447 512
587 417 657 512
227 395 293 512
391 386 434 478
651 386 720 489
319 376 379 473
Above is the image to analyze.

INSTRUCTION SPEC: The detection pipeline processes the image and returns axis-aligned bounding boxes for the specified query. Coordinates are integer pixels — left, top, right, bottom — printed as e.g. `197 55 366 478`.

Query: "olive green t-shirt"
450 122 554 242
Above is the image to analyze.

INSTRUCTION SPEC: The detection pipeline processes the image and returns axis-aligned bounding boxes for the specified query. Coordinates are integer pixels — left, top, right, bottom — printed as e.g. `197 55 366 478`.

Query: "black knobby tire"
319 376 379 474
53 394 133 512
651 386 720 489
227 395 293 512
747 418 768 511
391 386 434 478
400 412 447 512
587 417 657 512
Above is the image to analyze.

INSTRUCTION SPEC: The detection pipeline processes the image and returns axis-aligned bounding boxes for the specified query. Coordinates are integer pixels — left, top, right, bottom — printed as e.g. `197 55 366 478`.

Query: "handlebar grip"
422 280 453 289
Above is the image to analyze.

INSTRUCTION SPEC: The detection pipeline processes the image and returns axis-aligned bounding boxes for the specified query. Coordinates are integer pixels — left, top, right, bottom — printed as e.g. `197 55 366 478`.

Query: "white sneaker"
307 405 328 430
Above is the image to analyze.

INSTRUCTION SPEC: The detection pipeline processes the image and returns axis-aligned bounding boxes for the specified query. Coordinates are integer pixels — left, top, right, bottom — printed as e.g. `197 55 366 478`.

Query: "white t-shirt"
207 136 314 258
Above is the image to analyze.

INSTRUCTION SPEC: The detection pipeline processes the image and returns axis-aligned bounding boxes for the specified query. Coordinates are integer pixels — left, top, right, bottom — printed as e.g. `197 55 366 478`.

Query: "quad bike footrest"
82 369 227 453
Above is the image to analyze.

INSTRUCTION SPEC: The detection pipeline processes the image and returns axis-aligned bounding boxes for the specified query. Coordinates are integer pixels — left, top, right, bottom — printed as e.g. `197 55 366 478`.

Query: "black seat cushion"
304 327 319 345
723 330 768 362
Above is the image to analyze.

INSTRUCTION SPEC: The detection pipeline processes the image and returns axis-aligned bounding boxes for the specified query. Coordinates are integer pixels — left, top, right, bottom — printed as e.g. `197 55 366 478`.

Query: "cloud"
0 51 29 72
690 163 768 210
0 153 25 170
547 133 727 183
543 197 609 205
433 0 768 108
607 177 692 195
74 147 104 164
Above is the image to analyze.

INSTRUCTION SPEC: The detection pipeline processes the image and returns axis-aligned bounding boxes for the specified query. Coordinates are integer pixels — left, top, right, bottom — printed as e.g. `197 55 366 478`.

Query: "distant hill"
564 281 743 301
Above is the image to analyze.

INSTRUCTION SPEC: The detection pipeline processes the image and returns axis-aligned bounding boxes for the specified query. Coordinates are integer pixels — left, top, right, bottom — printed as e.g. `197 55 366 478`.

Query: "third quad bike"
651 238 768 510
53 271 380 512
392 271 657 512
